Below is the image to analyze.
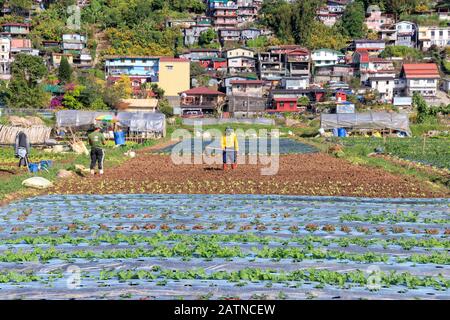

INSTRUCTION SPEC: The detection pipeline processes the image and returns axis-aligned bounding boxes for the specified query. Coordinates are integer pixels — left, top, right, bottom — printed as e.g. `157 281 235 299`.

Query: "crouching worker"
14 131 30 168
221 127 239 170
88 124 106 175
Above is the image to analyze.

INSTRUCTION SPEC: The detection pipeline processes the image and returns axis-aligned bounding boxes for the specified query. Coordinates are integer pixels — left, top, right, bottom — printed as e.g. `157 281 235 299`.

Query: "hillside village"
0 0 450 303
0 0 449 116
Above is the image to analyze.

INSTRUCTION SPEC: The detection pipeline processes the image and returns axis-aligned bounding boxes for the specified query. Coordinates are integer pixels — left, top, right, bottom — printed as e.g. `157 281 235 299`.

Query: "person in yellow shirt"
221 127 239 170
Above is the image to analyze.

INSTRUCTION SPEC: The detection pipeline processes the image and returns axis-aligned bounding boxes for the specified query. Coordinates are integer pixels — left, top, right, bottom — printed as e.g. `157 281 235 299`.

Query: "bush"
158 99 173 117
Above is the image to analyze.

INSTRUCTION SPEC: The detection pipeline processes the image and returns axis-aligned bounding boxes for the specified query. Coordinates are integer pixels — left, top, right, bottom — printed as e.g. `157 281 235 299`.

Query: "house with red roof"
353 51 395 83
268 98 298 113
398 63 440 97
179 87 226 114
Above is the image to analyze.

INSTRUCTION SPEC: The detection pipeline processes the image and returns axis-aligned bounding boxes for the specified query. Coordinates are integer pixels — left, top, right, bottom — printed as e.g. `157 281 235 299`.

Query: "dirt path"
49 152 449 198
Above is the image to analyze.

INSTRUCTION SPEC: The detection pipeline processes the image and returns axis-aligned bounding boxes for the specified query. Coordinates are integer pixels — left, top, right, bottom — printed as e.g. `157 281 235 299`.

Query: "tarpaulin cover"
320 112 411 136
122 112 165 133
56 110 114 128
56 111 165 133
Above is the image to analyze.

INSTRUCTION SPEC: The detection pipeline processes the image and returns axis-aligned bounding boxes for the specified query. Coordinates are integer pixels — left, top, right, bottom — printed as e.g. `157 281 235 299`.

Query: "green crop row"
0 244 448 265
98 267 450 291
2 232 449 251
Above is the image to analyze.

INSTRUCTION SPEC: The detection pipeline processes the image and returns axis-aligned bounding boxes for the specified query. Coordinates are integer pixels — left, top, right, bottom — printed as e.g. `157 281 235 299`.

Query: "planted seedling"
305 224 318 233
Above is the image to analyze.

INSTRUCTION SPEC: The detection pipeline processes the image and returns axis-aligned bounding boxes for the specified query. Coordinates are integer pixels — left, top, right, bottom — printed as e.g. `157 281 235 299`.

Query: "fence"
182 117 275 126
0 108 55 119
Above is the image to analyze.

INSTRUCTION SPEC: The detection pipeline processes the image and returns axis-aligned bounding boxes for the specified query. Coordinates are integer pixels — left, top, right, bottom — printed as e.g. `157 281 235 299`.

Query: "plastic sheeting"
119 112 165 133
320 112 412 136
56 110 114 128
0 194 448 300
56 110 165 134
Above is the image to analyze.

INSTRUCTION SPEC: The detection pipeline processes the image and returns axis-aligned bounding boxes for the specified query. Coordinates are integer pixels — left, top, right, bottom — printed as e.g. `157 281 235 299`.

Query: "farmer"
88 124 106 175
221 127 239 170
14 131 30 168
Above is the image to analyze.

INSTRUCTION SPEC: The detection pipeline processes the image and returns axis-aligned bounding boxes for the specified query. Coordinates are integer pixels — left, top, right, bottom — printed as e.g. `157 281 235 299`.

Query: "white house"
311 49 345 67
398 63 440 97
369 75 395 102
281 77 309 90
0 38 10 79
418 26 450 51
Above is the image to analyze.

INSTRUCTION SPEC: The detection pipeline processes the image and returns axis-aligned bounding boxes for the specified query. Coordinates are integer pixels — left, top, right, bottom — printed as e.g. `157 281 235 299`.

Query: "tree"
190 62 206 77
260 0 294 42
339 0 366 39
291 0 322 45
198 28 217 46
9 0 33 14
413 92 434 124
380 45 423 61
10 54 47 87
58 56 73 84
6 54 49 108
150 83 164 99
307 21 349 50
158 98 174 117
61 84 84 109
102 75 132 109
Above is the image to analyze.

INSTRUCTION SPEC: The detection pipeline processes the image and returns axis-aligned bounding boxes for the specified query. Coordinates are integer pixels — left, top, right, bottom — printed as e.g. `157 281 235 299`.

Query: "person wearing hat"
88 124 106 175
221 127 239 170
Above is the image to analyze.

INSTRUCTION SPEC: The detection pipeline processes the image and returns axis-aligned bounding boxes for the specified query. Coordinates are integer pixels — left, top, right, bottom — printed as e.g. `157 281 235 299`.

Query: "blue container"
338 128 347 137
40 160 53 169
28 163 39 173
113 131 126 145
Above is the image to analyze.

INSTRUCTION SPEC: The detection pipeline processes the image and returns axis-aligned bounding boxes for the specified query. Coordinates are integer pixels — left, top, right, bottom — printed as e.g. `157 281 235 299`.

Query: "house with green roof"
311 48 345 67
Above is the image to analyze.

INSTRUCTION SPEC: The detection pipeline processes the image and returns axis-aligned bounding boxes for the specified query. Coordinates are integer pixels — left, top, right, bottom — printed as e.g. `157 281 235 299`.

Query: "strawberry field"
0 194 448 300
343 137 450 169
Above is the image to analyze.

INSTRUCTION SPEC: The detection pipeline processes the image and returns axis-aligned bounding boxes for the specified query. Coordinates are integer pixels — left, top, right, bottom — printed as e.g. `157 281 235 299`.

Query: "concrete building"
52 53 74 67
311 48 345 67
0 37 10 79
281 77 309 90
398 63 440 97
104 56 190 97
179 86 226 114
364 5 394 32
62 33 87 55
211 1 239 29
1 23 30 36
183 25 210 46
369 75 395 102
350 39 386 55
418 26 450 50
227 55 256 75
229 79 264 96
380 21 418 48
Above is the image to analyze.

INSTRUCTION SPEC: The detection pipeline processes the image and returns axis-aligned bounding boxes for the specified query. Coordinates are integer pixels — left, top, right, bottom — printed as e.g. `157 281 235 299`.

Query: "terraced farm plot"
0 194 448 300
343 137 450 169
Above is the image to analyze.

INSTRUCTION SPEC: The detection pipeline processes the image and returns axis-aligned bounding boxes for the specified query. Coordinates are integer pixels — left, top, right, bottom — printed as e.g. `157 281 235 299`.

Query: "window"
131 59 135 63
279 102 284 107
427 79 434 84
386 81 389 85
